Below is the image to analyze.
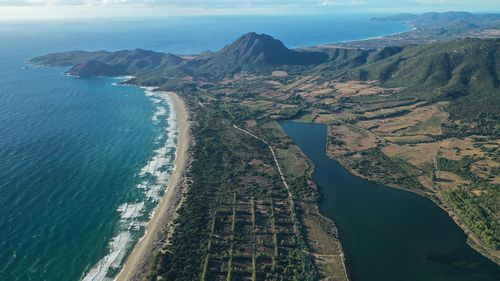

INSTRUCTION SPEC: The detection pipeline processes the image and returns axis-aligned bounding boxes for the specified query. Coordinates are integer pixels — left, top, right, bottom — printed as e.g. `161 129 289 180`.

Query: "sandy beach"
116 92 190 281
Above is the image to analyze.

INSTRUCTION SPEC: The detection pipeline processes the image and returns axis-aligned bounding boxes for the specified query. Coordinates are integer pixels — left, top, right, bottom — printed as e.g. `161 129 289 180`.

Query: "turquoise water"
0 16 409 281
280 121 500 281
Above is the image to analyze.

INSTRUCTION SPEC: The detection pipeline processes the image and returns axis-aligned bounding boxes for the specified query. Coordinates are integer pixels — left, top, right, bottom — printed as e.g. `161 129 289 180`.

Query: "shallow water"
280 121 500 281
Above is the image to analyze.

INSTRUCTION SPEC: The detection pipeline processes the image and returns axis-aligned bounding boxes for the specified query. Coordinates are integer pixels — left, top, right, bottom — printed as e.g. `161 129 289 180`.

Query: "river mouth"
279 121 499 281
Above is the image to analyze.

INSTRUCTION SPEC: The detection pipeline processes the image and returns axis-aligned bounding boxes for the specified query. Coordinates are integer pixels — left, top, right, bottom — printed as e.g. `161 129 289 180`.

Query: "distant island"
31 11 499 281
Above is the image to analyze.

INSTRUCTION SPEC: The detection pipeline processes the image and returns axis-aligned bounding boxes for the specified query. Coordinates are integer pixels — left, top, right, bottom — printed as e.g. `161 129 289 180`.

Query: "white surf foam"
81 85 178 281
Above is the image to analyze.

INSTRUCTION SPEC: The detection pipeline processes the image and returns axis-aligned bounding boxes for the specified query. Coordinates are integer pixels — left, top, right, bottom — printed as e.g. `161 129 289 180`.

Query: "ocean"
0 15 409 281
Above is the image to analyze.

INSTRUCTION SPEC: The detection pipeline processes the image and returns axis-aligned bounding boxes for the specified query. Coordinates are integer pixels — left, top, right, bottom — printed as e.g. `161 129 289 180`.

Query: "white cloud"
0 0 498 19
0 0 499 9
320 0 366 6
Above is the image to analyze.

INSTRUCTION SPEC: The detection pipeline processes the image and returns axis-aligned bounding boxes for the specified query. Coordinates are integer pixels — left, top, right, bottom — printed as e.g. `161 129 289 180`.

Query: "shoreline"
286 119 499 265
299 22 414 51
115 91 191 281
329 152 500 265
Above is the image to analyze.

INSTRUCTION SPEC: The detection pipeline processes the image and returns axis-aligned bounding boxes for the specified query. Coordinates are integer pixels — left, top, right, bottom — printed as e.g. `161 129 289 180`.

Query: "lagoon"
280 121 500 281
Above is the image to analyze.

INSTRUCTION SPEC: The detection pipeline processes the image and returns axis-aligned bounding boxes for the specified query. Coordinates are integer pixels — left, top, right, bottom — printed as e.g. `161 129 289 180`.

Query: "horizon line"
1 10 499 21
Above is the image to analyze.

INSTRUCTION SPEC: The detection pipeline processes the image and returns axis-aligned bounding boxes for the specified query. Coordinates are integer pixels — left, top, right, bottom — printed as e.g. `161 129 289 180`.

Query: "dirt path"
233 124 350 281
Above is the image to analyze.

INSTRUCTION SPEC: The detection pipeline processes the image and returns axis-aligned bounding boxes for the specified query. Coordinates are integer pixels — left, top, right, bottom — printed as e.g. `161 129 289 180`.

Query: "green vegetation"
344 39 500 119
148 93 327 280
350 148 425 190
443 189 500 249
293 112 315 123
438 156 497 188
444 113 500 138
437 155 500 250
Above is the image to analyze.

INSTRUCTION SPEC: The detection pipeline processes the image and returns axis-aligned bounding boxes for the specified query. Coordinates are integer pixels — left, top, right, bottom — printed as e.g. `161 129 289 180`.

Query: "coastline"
285 119 499 265
116 91 191 281
329 153 500 265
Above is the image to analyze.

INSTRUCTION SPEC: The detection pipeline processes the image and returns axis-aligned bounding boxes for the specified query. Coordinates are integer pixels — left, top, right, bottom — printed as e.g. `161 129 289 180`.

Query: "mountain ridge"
31 33 328 78
30 34 499 118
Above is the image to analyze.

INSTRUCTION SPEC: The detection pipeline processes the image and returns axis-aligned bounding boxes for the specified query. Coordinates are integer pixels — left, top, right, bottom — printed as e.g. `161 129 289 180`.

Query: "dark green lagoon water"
280 121 500 281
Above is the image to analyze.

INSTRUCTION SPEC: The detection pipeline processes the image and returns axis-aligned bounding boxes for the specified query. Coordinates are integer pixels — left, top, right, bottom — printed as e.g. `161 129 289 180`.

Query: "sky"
0 0 499 19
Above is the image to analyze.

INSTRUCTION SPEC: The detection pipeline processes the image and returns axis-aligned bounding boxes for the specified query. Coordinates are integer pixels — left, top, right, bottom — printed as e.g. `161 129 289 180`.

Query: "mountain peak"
238 32 277 42
213 32 326 68
220 33 289 63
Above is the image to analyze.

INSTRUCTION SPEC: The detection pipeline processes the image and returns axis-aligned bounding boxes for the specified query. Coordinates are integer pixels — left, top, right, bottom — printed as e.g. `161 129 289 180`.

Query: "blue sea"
0 15 408 281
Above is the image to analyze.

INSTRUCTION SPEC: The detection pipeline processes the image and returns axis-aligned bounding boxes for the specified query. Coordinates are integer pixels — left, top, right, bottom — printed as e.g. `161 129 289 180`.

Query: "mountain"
194 32 328 76
346 38 500 116
212 32 326 65
31 49 184 77
31 35 500 115
30 33 499 117
31 33 328 79
68 60 126 77
31 50 111 67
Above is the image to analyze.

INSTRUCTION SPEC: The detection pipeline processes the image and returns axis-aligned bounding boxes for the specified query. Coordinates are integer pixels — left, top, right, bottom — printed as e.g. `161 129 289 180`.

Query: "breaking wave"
82 87 178 281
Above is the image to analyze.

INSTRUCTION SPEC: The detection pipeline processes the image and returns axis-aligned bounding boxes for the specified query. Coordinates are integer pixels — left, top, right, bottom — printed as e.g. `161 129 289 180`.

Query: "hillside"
310 38 500 120
195 32 328 76
32 35 499 120
345 38 500 117
32 34 499 122
31 33 328 79
31 49 185 77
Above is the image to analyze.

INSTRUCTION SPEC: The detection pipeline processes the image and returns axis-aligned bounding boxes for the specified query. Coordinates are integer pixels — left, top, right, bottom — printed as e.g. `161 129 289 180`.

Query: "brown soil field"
321 98 338 105
328 123 380 157
302 213 348 281
260 91 291 101
271 70 288 77
382 142 442 169
296 80 401 106
384 135 433 143
332 81 388 98
280 75 317 92
418 175 434 190
435 171 471 191
315 114 337 124
471 159 500 185
298 82 317 91
245 119 257 128
265 80 284 87
358 104 447 136
471 189 490 197
440 138 485 160
358 117 420 135
361 101 427 119
241 100 275 111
